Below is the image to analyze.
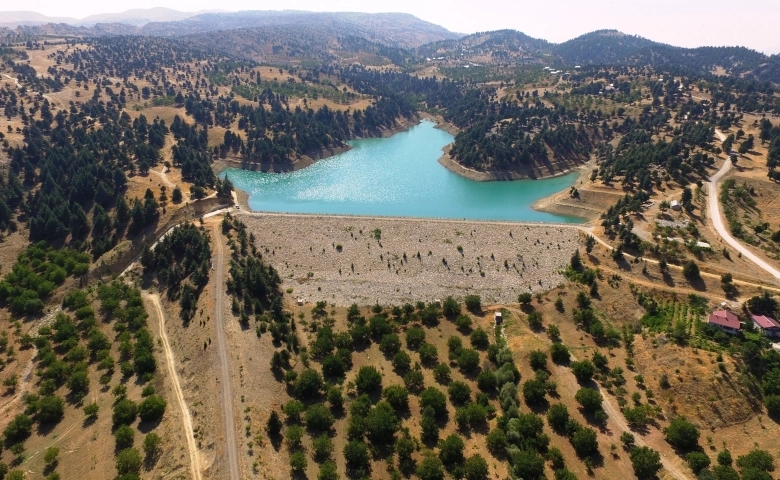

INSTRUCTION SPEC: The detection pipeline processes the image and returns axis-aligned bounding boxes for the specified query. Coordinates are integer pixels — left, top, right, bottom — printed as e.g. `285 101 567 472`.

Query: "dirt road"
707 138 780 282
596 382 690 480
146 294 202 480
212 224 241 480
503 306 690 479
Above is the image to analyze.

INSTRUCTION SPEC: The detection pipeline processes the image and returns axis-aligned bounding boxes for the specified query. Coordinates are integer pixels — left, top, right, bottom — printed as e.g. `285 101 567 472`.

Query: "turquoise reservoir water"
222 120 583 223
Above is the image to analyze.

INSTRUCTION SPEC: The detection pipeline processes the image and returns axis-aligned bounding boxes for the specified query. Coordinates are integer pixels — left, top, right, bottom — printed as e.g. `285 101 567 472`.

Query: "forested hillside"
1 17 780 480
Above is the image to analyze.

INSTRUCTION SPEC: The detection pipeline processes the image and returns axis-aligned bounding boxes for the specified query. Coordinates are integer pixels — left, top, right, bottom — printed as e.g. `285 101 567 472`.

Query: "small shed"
670 200 681 211
494 311 503 325
296 298 304 306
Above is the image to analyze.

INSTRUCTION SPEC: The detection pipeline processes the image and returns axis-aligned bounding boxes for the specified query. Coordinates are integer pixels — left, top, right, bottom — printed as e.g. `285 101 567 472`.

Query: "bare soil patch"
240 214 579 306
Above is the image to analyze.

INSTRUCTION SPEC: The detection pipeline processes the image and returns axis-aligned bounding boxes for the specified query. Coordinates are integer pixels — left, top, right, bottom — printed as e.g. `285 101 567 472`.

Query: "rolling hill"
418 28 780 83
139 11 459 48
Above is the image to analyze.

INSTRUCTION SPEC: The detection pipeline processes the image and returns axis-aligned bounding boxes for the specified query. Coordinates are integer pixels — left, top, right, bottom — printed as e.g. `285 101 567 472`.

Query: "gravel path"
212 225 240 480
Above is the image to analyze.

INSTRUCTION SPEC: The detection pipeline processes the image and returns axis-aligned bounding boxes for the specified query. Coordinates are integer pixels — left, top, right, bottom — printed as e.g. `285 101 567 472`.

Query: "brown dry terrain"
499 241 780 478
290 304 511 480
2 39 780 480
239 214 580 306
0 288 194 479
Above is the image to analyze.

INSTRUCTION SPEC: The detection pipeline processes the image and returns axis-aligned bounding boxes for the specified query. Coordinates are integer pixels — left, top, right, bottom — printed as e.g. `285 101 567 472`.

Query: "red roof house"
708 310 741 335
751 314 780 337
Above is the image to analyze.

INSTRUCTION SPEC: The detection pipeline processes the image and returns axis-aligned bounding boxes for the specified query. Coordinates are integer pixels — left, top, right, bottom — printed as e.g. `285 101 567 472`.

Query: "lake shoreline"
223 120 589 223
213 114 423 176
234 209 586 226
531 158 601 221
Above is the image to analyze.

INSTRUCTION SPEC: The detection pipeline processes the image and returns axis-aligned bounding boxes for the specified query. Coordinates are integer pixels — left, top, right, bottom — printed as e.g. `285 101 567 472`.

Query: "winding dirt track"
503 306 691 480
146 293 203 480
707 157 780 282
212 224 241 480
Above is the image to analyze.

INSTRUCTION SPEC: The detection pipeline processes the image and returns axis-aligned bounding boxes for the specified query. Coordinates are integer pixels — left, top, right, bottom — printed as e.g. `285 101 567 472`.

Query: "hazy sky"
17 0 780 54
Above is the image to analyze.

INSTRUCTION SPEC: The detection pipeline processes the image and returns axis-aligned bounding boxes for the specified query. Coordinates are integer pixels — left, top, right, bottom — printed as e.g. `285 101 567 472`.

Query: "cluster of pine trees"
0 242 89 315
221 215 284 331
141 223 211 320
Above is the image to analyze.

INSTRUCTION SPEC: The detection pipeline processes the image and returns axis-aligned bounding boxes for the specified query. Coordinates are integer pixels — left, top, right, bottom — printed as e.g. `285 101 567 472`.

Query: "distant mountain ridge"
1 11 778 83
428 28 780 83
0 8 223 28
0 10 459 49
137 11 459 48
551 30 780 82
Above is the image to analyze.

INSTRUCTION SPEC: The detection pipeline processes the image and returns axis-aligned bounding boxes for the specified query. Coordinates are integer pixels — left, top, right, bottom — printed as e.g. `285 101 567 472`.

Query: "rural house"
751 314 780 337
707 310 741 335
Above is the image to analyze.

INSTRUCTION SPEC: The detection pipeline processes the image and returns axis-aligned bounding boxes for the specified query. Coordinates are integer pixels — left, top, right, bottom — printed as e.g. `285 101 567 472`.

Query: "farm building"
707 310 741 335
751 314 780 337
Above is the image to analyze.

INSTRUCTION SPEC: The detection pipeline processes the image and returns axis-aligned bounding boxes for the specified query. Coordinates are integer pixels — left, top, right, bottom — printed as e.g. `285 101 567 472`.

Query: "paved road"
708 140 780 282
212 224 241 480
146 294 202 480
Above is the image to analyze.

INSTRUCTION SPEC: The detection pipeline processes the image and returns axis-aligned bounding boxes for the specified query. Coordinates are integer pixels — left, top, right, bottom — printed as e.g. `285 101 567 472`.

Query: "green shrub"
458 349 481 373
115 448 142 475
138 395 166 423
470 328 489 349
112 399 138 427
143 432 162 458
406 327 426 350
355 366 382 394
571 427 599 457
290 451 307 473
418 343 439 365
442 296 461 317
383 385 409 411
36 395 64 425
663 417 700 452
528 350 547 370
464 295 481 313
570 360 596 383
486 428 507 456
630 446 662 479
343 440 371 478
550 343 570 364
455 314 473 331
438 434 465 467
114 425 135 450
434 363 451 384
476 370 497 392
312 434 334 462
379 334 401 356
3 414 32 444
687 451 711 474
294 369 324 398
392 351 412 372
305 404 335 431
420 387 447 417
464 454 488 480
448 381 472 406
574 388 602 414
522 379 547 405
546 403 570 432
365 401 400 444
